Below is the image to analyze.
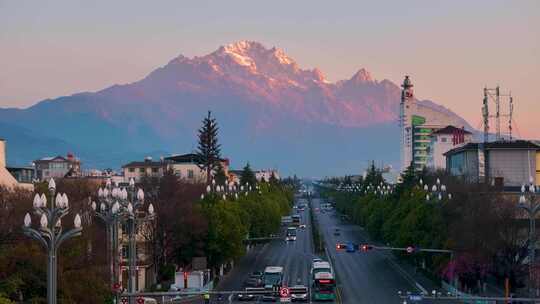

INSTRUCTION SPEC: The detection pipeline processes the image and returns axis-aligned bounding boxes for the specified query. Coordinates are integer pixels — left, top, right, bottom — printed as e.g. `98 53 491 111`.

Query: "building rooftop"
431 125 472 135
165 153 202 164
122 160 165 168
165 153 228 164
444 140 540 156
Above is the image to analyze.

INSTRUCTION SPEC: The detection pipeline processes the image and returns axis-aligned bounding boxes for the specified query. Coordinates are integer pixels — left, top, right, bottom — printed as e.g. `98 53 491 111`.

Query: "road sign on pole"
279 286 291 302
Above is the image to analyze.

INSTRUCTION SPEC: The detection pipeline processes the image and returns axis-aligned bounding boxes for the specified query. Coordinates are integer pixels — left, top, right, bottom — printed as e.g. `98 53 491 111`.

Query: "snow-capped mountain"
0 41 471 176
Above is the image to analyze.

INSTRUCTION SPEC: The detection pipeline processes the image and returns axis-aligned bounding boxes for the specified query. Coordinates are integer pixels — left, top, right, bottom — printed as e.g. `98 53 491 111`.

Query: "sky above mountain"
0 0 539 138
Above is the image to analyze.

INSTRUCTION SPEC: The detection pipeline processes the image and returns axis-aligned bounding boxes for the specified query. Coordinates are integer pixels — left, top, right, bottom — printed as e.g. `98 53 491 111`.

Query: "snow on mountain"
0 41 472 175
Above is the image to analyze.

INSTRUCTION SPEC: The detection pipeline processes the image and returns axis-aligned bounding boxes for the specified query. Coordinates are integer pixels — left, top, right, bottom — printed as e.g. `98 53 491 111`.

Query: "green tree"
214 162 227 186
196 111 222 185
240 162 257 188
364 161 384 186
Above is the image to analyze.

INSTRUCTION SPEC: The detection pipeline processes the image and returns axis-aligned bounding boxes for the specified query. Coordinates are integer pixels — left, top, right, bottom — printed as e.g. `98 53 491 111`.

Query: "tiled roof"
432 125 472 135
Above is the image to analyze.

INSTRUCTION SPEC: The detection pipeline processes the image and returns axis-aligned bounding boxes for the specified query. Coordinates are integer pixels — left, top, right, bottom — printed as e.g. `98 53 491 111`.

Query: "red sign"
112 283 121 291
136 297 145 304
279 287 290 298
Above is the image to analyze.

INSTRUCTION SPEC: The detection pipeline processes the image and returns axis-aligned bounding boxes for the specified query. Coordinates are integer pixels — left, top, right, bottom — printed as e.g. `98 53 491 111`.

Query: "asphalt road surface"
312 197 457 304
216 195 456 304
216 196 317 303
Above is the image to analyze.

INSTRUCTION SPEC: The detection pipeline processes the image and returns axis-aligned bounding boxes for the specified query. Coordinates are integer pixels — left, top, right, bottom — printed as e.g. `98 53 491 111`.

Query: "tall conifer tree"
196 111 221 185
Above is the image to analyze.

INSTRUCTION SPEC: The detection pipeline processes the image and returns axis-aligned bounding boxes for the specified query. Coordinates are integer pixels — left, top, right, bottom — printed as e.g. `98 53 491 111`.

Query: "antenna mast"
482 86 513 142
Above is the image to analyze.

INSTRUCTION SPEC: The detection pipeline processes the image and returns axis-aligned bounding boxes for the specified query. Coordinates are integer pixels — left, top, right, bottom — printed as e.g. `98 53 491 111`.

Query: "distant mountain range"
0 41 472 176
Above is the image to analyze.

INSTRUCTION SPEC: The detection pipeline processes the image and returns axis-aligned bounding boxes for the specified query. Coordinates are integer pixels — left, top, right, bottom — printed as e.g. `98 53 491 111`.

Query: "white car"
286 235 297 241
299 224 306 229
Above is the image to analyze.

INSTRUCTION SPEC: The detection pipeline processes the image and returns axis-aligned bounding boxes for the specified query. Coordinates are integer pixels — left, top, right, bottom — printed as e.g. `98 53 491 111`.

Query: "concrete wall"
168 163 206 183
488 150 536 187
431 134 473 169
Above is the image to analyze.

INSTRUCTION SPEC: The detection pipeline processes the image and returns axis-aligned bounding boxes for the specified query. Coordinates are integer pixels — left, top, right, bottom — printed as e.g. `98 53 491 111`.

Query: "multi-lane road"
216 196 317 302
216 194 445 303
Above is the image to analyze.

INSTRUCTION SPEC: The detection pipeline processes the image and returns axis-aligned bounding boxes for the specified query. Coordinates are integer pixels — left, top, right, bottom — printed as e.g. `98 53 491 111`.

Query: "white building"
255 169 280 182
164 153 230 183
0 139 33 190
399 76 473 172
427 126 473 169
122 157 166 182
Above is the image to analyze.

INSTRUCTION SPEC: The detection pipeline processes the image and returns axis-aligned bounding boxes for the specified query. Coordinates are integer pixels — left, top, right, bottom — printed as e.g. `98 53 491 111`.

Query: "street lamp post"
93 178 124 298
22 178 83 304
519 183 539 297
121 178 154 304
425 178 452 202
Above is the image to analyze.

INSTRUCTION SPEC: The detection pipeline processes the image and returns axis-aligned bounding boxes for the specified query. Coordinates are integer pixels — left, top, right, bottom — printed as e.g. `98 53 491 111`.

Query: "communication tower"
482 86 514 142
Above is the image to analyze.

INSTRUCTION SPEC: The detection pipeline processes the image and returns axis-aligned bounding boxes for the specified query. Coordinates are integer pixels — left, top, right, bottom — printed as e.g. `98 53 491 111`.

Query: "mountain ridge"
0 41 472 176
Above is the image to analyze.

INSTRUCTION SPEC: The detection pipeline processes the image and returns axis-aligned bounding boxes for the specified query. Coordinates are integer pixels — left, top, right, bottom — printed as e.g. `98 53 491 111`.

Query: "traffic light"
359 244 373 252
336 243 346 250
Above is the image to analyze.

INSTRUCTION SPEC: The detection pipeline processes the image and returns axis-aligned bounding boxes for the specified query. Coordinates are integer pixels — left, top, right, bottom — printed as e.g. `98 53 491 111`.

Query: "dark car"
251 271 263 278
244 277 261 287
346 242 356 252
237 293 256 301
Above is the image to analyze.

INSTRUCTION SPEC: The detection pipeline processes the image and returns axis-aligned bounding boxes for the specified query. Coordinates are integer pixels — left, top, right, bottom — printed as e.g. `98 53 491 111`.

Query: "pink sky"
0 0 538 138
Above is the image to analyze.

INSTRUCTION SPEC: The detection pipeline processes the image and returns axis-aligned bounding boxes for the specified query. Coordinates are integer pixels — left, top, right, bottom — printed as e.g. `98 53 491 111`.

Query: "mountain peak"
350 68 373 83
222 40 264 53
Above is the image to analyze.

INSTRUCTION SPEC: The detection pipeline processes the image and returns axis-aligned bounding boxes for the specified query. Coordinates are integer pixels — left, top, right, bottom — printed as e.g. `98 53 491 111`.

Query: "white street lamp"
22 178 82 304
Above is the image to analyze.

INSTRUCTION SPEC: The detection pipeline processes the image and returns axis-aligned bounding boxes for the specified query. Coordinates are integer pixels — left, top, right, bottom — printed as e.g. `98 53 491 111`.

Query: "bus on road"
312 271 336 301
310 261 336 301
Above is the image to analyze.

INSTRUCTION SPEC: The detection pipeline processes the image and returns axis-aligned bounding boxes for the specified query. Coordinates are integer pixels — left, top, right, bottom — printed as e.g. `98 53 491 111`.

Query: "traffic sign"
406 246 415 254
112 283 121 292
136 297 144 304
279 287 290 298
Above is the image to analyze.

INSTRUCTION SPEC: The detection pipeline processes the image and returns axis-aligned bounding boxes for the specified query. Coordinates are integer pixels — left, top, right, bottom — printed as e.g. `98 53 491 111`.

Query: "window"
128 168 135 172
441 137 447 143
188 170 194 179
152 167 159 173
139 168 145 173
